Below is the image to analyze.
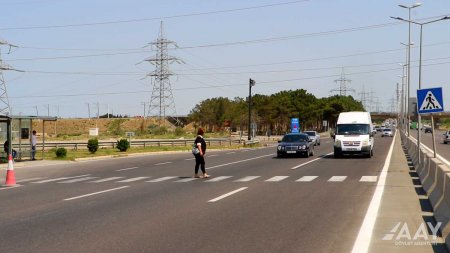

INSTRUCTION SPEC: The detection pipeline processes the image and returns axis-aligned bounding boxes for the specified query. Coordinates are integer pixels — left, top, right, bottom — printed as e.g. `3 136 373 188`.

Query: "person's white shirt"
31 134 37 146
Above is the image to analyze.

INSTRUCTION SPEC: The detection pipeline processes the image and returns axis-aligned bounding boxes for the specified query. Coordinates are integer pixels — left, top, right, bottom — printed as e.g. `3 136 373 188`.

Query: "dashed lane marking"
155 162 173 166
208 187 248 203
16 177 44 183
63 186 129 201
290 152 334 170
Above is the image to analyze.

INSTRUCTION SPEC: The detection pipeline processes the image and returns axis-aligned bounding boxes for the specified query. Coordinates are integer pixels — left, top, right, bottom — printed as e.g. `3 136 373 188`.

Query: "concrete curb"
402 132 450 251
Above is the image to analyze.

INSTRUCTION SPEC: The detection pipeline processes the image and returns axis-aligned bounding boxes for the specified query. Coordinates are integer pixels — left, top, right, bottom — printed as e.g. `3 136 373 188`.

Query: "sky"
0 0 449 118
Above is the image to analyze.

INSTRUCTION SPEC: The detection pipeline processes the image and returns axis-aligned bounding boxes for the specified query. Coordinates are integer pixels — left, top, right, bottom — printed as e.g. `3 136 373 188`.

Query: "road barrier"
401 132 450 250
9 138 242 151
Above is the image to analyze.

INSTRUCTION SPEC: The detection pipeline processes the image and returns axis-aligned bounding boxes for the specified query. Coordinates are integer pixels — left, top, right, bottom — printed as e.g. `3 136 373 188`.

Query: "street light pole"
248 78 255 141
397 3 421 136
392 15 450 159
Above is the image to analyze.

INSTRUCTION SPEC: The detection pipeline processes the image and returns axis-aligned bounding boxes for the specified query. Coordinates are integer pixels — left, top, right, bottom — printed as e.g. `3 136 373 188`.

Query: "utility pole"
34 106 39 116
144 21 183 126
86 103 90 120
96 102 99 128
330 68 354 96
248 78 256 141
0 39 20 116
46 104 50 117
107 104 110 119
141 102 147 118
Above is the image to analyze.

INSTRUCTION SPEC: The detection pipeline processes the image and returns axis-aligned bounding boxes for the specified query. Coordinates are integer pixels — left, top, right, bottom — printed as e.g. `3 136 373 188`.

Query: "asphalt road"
0 135 401 253
408 129 450 162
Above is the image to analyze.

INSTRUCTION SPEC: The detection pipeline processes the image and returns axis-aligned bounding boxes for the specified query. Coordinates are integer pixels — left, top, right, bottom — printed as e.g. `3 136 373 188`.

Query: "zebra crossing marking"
90 177 125 183
59 177 98 183
147 176 177 182
234 176 260 182
175 178 198 182
205 176 232 182
328 176 347 182
117 177 149 183
296 176 318 182
32 174 90 184
265 176 289 182
359 176 378 182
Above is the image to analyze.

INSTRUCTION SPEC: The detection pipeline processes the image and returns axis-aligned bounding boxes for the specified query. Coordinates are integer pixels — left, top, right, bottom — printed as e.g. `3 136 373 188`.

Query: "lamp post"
248 78 256 141
392 15 450 158
395 3 421 136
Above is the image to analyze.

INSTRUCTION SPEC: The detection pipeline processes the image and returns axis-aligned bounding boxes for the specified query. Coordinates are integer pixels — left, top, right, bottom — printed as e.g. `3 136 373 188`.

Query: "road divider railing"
8 138 243 151
401 132 450 250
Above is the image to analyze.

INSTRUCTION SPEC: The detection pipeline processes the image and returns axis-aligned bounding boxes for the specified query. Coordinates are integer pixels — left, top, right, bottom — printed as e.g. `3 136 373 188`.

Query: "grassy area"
38 143 254 161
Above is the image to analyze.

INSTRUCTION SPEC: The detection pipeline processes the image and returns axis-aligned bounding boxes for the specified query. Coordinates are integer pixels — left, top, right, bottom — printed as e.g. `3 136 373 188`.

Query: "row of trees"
188 89 364 134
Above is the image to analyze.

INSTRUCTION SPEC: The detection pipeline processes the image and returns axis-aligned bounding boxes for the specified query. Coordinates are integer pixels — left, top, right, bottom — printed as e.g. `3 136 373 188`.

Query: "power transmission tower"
0 40 20 116
358 85 371 111
330 68 354 96
144 21 183 126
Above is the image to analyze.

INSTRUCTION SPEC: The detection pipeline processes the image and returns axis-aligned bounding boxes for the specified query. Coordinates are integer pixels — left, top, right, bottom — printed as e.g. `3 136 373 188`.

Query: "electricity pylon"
144 21 183 126
0 39 20 116
330 68 354 96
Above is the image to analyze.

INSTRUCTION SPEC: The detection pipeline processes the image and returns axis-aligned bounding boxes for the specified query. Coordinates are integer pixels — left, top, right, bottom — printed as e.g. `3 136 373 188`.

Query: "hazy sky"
1 0 449 118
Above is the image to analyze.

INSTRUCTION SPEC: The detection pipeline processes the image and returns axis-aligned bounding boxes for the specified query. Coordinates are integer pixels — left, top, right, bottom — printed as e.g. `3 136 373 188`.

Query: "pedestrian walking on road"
194 128 210 178
31 130 37 160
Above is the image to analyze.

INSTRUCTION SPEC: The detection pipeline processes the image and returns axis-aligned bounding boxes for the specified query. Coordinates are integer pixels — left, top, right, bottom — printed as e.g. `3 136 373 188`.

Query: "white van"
333 111 374 158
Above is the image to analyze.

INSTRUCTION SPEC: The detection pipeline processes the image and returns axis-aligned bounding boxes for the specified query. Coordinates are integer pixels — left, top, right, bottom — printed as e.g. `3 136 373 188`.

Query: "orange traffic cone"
5 154 16 186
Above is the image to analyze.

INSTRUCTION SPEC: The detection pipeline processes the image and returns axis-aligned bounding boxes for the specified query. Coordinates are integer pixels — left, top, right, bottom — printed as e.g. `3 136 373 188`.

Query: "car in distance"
374 126 381 132
443 131 450 144
303 131 320 146
277 133 314 158
381 128 393 137
424 126 433 133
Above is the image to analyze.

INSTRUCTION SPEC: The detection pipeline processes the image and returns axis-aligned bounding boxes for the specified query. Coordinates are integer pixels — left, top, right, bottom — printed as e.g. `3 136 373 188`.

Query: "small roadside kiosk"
0 115 57 162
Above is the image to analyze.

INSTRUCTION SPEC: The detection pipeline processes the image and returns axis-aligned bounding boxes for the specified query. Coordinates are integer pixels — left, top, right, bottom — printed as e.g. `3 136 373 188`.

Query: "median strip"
63 186 129 201
208 187 248 202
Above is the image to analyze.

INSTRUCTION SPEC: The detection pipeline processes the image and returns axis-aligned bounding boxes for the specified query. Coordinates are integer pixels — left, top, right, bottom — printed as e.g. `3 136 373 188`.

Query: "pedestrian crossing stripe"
419 91 443 111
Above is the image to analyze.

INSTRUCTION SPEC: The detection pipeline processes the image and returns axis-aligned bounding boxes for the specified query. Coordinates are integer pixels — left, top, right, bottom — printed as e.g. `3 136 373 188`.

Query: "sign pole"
431 115 437 158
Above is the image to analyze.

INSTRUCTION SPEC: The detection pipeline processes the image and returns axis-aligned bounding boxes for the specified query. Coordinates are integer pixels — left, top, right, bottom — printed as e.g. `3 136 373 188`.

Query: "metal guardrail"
11 138 242 151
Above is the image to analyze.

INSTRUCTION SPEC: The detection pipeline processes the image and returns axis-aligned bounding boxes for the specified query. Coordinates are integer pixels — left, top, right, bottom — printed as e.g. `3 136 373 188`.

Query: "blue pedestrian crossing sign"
417 87 444 114
291 118 299 133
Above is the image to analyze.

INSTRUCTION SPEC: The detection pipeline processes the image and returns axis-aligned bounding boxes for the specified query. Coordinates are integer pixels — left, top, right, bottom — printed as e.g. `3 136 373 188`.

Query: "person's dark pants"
194 154 206 174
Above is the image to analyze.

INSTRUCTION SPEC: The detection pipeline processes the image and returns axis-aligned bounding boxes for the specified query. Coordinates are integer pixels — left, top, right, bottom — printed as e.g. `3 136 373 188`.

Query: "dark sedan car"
277 133 314 158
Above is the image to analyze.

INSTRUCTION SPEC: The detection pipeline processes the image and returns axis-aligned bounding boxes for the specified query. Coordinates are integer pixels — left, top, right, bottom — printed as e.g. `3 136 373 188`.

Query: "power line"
0 0 310 31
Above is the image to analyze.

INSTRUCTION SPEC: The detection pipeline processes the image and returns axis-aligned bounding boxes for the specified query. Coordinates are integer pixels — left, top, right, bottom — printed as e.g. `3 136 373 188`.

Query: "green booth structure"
0 115 57 162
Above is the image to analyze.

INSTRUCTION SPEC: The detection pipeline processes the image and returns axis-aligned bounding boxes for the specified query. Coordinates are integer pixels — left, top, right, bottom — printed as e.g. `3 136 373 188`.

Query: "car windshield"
304 131 315 136
336 124 370 135
383 129 391 132
282 134 308 142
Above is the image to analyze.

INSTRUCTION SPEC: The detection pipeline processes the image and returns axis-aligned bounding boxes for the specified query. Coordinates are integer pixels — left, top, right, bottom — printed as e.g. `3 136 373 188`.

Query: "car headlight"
362 140 369 146
277 146 282 151
335 140 341 147
301 145 307 149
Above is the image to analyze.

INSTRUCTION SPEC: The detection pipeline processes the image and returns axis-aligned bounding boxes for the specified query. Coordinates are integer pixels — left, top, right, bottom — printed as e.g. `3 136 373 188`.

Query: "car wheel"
444 141 447 144
277 153 282 158
318 142 321 146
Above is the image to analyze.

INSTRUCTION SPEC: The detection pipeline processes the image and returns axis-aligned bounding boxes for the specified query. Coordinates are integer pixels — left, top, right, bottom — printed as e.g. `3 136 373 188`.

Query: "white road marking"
117 177 149 183
32 174 90 183
59 177 98 183
175 178 198 182
296 176 318 182
328 176 347 182
290 152 333 170
90 177 124 183
16 177 44 183
185 158 195 161
155 162 173 166
116 167 139 171
208 154 219 157
241 150 250 152
0 185 22 190
205 176 232 182
63 186 129 201
351 131 396 253
265 176 289 182
147 176 176 182
226 152 236 154
207 154 274 170
208 187 248 202
234 176 260 182
360 176 378 182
